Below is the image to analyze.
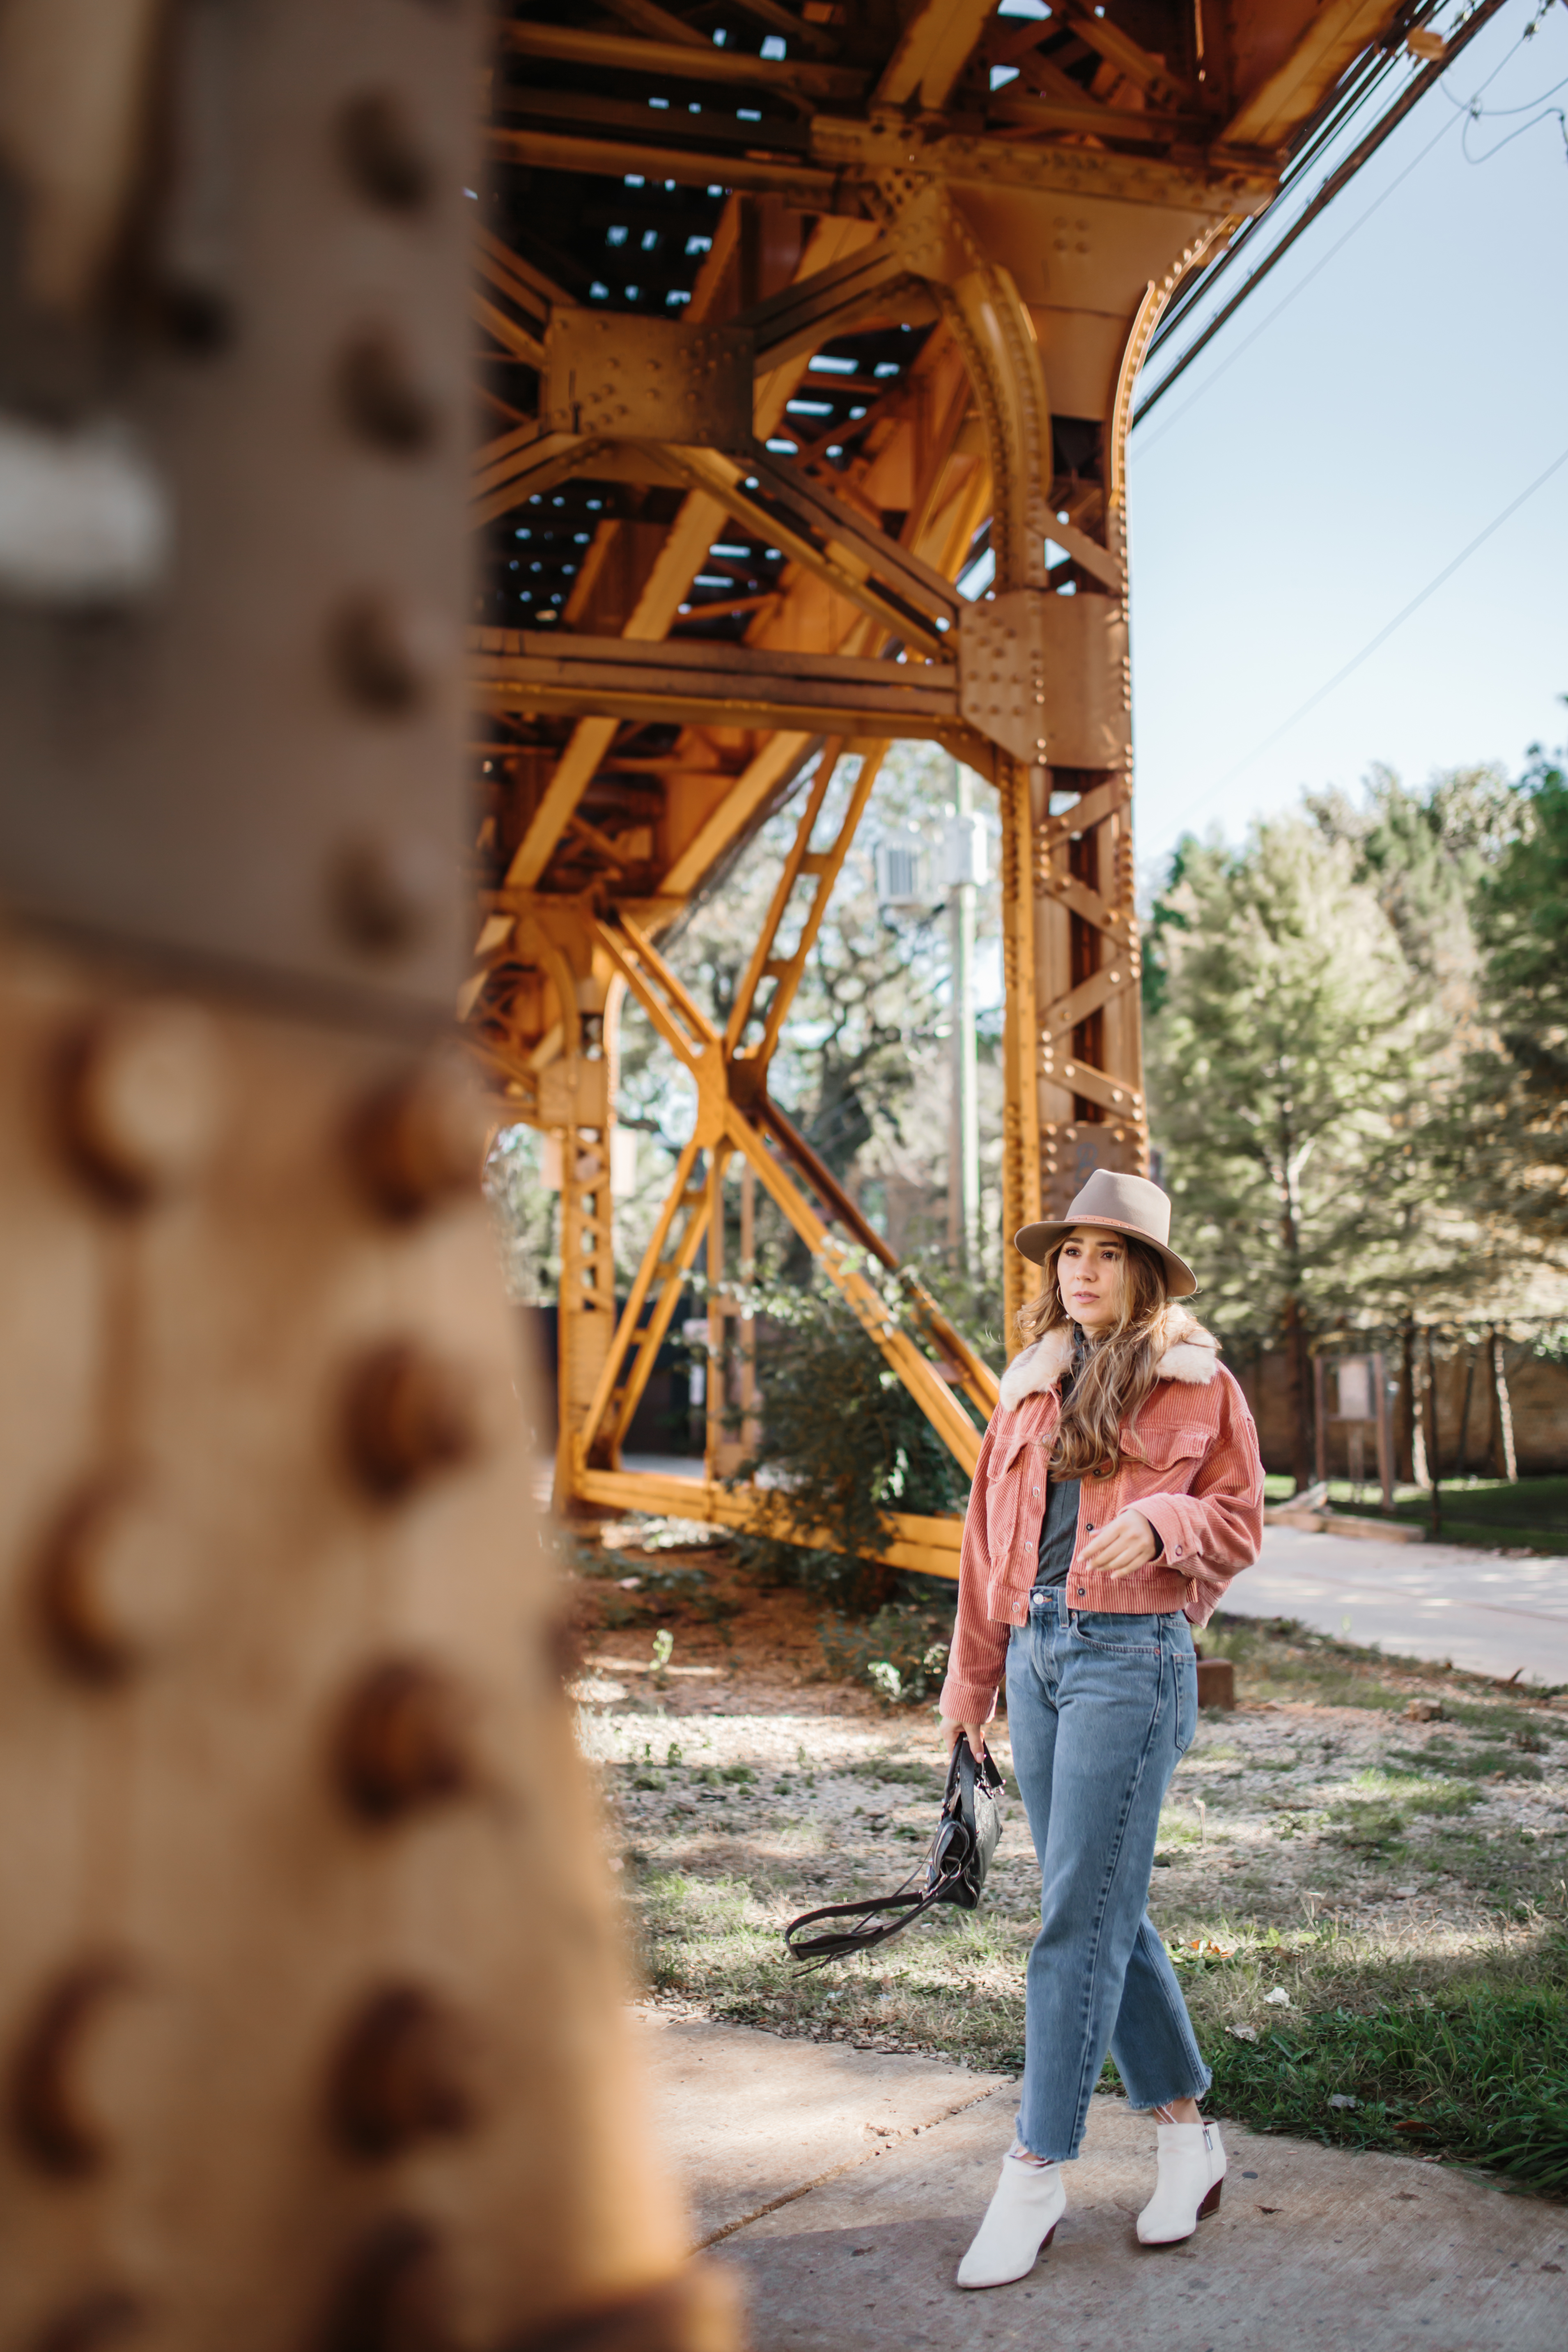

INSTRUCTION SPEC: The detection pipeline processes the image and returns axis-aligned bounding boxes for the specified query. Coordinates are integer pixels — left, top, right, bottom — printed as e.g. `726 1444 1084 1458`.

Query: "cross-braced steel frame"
463 0 1472 1575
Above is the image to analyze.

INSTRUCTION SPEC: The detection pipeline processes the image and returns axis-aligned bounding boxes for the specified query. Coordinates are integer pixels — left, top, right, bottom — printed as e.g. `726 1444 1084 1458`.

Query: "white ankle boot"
1136 2120 1225 2245
956 2153 1066 2289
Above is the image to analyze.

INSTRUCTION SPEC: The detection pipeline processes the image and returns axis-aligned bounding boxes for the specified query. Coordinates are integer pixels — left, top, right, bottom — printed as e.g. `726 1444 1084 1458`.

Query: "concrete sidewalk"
1227 1524 1568 1684
637 2011 1568 2351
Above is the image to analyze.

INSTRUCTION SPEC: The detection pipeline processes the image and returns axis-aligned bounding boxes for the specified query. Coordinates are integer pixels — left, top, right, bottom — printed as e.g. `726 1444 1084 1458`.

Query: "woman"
939 1169 1263 2285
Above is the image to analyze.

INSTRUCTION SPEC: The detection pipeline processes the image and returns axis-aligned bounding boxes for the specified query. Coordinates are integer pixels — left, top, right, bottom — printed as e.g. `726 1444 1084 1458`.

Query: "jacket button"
1085 1523 1095 1533
1032 1487 1040 1498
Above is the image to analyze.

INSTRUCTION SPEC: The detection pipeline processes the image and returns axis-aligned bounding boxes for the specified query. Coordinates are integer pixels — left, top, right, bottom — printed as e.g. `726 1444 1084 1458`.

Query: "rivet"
339 329 441 455
336 1660 475 1822
155 281 236 358
330 1987 481 2158
30 2290 145 2352
327 836 438 961
342 1341 484 1498
330 596 433 714
38 1479 188 1682
10 1960 144 2174
317 2216 456 2352
349 1060 486 1219
337 93 434 211
57 1003 224 1206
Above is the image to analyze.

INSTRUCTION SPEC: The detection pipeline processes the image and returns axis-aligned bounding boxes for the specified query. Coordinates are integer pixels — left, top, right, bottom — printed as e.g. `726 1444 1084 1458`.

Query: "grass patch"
1196 1613 1415 1711
1201 1969 1568 2194
1386 1740 1545 1782
634 1865 1035 2074
1266 1471 1568 1555
1095 1917 1568 2193
1339 1474 1568 1556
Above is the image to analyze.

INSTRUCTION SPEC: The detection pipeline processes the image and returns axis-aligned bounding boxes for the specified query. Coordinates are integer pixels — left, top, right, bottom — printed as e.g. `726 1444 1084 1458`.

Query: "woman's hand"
1080 1508 1158 1579
944 1718 989 1762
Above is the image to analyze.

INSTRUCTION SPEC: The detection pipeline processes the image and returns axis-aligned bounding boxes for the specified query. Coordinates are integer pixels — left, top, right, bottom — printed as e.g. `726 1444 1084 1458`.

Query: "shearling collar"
998 1306 1220 1411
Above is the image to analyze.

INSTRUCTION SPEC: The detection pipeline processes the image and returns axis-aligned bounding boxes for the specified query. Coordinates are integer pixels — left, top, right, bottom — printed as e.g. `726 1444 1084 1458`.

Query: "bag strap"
783 1873 957 1968
784 1810 975 1969
781 1738 1004 1970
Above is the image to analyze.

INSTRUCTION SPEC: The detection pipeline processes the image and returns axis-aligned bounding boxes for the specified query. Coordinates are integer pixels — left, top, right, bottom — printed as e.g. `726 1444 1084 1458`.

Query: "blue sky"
1126 0 1568 875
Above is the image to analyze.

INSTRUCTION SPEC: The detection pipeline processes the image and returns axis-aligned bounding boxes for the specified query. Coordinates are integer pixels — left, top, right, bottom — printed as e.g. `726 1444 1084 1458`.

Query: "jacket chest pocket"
1123 1423 1210 1487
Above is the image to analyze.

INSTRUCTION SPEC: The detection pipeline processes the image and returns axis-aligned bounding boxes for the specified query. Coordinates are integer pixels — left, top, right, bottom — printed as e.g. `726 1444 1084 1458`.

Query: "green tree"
1465 737 1568 1257
1305 761 1515 1000
1145 817 1463 1482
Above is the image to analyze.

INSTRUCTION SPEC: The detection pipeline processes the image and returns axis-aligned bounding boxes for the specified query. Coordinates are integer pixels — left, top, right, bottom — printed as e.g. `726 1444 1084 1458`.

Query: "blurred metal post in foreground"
0 5 725 2348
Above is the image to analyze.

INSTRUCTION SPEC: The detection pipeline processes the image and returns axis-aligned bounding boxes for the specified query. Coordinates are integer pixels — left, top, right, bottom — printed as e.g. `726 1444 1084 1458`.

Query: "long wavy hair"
1015 1232 1170 1480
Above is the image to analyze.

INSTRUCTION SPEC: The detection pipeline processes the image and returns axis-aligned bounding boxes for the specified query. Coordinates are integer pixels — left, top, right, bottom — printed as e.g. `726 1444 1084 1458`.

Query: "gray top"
1034 1345 1082 1589
1035 1468 1082 1588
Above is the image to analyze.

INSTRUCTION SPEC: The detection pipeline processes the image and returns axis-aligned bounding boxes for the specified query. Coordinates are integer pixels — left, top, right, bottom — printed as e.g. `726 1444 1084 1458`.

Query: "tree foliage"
1145 810 1488 1346
1464 741 1568 1258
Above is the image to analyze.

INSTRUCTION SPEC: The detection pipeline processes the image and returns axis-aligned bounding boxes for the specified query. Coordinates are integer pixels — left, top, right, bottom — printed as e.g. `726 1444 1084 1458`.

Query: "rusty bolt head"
317 2216 456 2352
338 93 434 212
38 1478 188 1682
343 1341 484 1499
336 1660 476 1822
330 1987 482 2159
339 330 441 456
57 1003 224 1205
10 1959 145 2174
154 279 236 358
327 837 439 961
331 597 434 716
350 1060 487 1220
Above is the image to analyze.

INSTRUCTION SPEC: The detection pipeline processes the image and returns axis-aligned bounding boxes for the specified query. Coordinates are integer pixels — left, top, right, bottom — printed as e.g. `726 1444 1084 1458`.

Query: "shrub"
817 1601 952 1705
726 1281 979 1613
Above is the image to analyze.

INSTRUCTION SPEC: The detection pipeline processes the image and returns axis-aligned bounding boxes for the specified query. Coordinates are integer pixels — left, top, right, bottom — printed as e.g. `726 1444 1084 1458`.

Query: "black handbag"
783 1735 1006 1968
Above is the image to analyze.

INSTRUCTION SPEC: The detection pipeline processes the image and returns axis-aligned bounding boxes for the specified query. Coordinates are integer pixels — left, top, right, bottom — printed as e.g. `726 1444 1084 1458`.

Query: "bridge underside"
467 0 1473 1561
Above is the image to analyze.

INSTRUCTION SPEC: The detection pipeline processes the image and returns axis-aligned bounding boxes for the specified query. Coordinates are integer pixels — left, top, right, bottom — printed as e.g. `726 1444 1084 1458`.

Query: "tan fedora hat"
1014 1168 1197 1299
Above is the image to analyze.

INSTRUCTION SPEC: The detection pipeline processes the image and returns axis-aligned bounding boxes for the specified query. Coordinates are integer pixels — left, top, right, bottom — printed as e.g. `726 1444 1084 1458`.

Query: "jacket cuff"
937 1675 1000 1726
1132 1492 1197 1568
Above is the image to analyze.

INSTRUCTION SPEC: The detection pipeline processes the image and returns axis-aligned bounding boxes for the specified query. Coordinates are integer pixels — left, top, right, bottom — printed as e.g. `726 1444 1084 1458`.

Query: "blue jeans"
1005 1585 1209 2162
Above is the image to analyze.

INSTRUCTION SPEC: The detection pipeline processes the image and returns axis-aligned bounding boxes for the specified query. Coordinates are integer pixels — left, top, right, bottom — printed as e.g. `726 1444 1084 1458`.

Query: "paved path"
1226 1524 1568 1685
637 2012 1568 2352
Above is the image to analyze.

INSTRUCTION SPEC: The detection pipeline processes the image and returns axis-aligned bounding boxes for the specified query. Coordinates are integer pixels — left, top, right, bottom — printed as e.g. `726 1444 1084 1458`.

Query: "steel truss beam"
574 1465 965 1581
470 626 981 756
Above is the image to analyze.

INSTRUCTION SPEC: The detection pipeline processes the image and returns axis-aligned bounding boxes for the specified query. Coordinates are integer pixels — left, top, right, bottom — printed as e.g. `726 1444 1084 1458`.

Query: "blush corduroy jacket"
937 1308 1265 1727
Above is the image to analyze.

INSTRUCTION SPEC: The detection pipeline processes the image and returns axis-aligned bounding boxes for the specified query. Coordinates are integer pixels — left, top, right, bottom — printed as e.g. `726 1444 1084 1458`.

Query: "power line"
1134 0 1526 427
1153 439 1568 841
1133 103 1461 457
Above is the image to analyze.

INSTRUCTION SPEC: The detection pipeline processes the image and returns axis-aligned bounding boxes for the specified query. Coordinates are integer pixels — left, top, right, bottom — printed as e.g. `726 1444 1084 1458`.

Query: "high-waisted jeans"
1006 1585 1209 2162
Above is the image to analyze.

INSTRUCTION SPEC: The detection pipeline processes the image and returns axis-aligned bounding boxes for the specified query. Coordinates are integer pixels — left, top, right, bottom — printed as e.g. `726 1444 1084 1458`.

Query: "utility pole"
944 763 985 1278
